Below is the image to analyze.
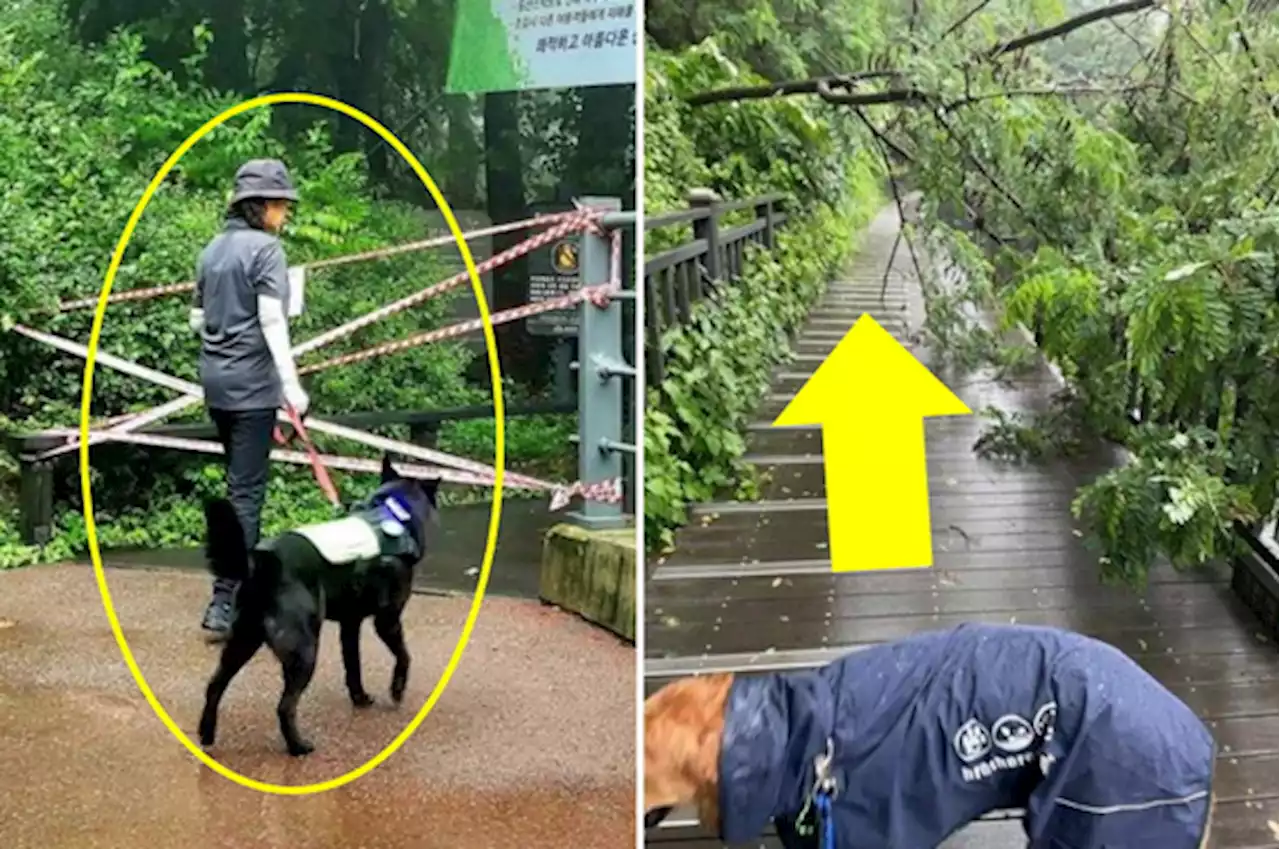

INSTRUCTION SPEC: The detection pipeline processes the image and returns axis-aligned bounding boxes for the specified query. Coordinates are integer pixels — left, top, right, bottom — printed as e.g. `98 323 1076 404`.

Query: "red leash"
274 404 342 508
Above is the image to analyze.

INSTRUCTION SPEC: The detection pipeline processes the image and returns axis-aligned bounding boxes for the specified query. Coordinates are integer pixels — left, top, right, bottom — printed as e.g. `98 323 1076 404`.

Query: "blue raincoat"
718 623 1214 849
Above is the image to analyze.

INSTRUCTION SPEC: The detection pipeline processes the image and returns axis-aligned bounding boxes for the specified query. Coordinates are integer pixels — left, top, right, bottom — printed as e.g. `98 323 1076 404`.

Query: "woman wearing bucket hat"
189 158 310 641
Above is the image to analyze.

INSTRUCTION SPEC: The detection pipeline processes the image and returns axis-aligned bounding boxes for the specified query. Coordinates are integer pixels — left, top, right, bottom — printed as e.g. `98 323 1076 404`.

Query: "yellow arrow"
772 314 972 572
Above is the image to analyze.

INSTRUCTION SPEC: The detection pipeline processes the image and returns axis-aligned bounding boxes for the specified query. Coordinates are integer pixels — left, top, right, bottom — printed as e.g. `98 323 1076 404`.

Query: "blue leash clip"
796 738 838 848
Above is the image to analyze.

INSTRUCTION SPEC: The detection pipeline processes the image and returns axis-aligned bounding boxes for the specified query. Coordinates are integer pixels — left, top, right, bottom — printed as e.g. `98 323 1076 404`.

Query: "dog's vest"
717 623 1216 849
263 496 420 573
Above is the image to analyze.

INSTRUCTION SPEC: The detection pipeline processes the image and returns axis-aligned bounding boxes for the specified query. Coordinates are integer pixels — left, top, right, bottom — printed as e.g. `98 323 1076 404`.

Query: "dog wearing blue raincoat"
644 623 1216 849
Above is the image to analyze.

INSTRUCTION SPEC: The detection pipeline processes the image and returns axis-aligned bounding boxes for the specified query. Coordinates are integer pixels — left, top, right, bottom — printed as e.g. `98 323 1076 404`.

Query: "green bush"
642 40 884 552
0 6 573 567
644 202 881 551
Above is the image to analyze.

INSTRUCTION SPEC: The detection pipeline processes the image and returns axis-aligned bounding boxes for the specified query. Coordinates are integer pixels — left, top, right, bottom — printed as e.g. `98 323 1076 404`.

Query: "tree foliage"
642 0 891 551
672 0 1279 584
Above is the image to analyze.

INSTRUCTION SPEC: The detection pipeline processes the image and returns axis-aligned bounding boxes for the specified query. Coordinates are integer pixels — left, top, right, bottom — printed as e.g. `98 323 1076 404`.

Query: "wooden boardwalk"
644 206 1279 849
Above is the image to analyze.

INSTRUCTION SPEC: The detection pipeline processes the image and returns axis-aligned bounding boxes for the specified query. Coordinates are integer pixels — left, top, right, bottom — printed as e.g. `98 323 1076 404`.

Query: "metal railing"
643 190 789 385
568 197 636 529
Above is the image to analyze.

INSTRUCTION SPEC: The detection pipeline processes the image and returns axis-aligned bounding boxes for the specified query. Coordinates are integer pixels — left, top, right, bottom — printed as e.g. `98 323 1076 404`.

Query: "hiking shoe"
201 587 236 641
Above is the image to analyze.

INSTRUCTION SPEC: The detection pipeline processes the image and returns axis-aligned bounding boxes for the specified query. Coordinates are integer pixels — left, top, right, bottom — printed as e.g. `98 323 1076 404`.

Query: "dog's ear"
419 477 439 507
380 453 399 483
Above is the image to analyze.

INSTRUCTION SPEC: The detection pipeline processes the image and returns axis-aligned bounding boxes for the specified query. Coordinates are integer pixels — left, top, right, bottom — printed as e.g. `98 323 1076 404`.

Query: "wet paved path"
645 205 1279 848
0 564 635 848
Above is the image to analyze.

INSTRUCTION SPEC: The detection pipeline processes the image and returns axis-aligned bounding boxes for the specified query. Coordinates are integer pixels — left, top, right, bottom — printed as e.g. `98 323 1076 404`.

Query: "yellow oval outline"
77 91 505 796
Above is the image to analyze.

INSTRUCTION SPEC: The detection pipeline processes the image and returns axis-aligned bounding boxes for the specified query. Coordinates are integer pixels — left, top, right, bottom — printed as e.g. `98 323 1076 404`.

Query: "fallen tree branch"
685 0 1157 107
854 109 927 299
940 0 1000 41
943 81 1165 109
985 0 1156 60
860 116 917 165
685 71 898 106
858 113 1018 247
931 107 1046 240
815 77 925 106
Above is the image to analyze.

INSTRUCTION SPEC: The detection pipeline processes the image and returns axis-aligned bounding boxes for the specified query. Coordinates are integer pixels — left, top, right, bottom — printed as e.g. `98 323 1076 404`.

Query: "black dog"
197 454 438 756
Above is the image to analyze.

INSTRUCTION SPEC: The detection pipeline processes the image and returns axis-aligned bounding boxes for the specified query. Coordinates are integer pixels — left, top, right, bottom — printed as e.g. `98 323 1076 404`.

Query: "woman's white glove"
257 294 310 417
188 308 205 334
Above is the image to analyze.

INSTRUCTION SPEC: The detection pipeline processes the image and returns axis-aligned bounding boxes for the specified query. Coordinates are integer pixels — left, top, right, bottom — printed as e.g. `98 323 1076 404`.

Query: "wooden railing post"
688 188 722 288
754 196 777 250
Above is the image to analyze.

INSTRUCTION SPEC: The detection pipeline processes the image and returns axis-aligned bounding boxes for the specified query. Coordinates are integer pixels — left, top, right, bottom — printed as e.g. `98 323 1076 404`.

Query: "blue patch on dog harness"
375 495 412 539
382 495 411 523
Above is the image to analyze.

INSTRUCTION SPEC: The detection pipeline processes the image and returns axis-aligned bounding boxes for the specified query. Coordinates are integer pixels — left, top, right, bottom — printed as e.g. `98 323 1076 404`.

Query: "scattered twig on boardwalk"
947 524 975 547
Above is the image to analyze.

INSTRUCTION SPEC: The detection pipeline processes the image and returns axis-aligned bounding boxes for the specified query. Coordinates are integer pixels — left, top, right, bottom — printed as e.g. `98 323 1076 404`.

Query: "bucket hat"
229 158 299 205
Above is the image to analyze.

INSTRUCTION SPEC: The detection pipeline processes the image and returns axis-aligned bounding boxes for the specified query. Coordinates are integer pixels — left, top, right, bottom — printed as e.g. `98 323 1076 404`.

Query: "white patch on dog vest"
293 516 381 565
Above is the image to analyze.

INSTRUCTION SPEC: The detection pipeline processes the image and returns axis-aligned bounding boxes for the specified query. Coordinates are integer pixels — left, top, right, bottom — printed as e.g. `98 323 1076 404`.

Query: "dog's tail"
204 498 251 583
247 548 283 600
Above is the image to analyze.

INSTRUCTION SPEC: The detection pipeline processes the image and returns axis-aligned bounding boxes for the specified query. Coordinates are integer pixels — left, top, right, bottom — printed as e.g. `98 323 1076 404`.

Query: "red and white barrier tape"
293 209 603 356
549 478 625 511
13 324 625 507
610 228 623 289
34 425 623 505
55 210 595 312
298 282 617 375
32 428 494 484
11 324 541 488
21 209 631 510
28 213 608 462
33 394 206 462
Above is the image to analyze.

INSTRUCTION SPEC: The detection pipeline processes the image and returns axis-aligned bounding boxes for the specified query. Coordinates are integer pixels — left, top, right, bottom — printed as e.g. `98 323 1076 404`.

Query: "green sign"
446 0 637 95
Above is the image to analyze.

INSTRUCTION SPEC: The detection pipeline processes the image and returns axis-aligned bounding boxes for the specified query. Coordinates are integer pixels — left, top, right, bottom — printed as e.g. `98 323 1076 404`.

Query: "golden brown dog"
643 672 734 831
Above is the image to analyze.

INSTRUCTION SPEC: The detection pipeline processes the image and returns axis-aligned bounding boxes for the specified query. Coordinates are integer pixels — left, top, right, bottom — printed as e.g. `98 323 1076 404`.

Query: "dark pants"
208 407 276 595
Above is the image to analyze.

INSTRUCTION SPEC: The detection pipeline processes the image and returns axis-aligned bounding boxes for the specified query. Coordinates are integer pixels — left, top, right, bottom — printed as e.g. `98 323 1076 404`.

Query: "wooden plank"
649 565 1230 595
646 792 1278 849
650 580 1244 622
1207 798 1280 848
650 603 1274 659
